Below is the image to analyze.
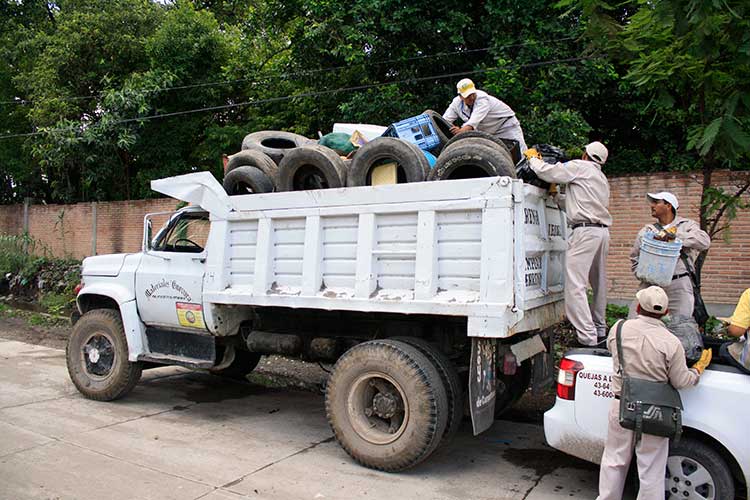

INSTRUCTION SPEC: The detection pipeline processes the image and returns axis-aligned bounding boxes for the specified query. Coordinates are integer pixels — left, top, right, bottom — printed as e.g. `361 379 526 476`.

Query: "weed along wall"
0 170 747 308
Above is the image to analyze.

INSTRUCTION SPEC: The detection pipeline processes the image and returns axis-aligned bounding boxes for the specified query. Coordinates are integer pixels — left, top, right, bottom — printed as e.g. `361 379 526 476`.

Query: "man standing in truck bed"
528 142 611 347
442 78 527 152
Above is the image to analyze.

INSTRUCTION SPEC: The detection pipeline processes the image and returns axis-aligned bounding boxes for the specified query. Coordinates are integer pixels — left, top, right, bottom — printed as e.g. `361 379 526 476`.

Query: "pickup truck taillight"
74 282 84 295
556 357 584 400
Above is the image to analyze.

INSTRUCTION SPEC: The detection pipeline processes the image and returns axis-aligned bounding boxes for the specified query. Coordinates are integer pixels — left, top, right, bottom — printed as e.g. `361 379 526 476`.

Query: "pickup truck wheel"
325 339 448 471
429 140 515 181
66 309 142 401
665 438 734 500
391 336 464 445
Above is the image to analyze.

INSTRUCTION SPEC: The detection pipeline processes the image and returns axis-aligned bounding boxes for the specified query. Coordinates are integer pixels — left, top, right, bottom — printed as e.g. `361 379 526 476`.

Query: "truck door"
135 209 210 331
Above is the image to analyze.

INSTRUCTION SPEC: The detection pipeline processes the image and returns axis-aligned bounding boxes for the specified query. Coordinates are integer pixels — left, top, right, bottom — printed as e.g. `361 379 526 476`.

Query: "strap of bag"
679 252 700 288
673 408 682 445
634 401 643 443
615 320 627 375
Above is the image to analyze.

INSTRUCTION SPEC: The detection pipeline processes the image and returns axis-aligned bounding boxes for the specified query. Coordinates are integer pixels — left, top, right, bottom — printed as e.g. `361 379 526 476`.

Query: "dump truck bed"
153 173 567 338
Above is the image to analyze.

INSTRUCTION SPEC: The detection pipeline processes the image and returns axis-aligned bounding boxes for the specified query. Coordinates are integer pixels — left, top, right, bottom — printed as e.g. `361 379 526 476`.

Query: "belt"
570 222 608 229
672 272 690 280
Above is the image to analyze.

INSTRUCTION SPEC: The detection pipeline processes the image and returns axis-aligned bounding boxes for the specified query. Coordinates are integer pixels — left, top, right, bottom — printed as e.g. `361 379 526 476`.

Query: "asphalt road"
0 335 602 500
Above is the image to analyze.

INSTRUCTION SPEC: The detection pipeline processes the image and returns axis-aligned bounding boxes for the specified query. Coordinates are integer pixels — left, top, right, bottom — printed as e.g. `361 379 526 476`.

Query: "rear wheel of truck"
325 339 449 471
391 336 464 446
66 309 142 401
665 438 735 500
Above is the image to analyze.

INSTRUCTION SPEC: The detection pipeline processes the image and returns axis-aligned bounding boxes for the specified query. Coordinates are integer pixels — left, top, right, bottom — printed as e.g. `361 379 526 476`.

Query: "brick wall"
0 170 747 306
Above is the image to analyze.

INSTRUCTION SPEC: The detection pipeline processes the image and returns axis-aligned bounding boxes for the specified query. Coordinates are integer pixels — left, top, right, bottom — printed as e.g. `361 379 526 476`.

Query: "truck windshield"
152 212 210 253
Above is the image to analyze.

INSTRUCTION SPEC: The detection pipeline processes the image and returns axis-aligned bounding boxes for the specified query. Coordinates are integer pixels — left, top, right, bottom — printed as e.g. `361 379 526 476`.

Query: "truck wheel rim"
81 333 115 378
665 455 715 500
347 372 408 445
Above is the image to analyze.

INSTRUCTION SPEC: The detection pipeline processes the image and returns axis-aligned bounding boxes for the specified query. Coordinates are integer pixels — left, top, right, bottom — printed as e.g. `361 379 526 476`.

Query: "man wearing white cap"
597 286 709 500
629 192 710 318
527 141 612 346
442 78 527 151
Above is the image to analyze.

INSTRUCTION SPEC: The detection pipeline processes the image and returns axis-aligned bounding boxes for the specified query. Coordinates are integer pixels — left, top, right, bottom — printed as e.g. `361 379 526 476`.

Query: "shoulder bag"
615 320 684 442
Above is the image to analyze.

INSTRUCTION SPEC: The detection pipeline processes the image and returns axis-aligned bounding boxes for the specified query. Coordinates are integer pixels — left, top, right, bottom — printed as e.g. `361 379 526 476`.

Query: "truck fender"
77 286 147 362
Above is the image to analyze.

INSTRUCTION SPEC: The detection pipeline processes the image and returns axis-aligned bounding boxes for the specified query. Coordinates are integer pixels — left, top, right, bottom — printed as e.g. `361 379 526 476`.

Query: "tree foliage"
0 0 747 223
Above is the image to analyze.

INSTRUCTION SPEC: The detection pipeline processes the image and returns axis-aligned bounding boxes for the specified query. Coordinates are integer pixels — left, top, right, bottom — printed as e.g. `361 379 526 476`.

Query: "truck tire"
442 130 509 155
223 166 275 196
225 150 279 183
277 144 347 191
422 109 453 154
241 130 314 164
494 361 532 417
665 438 735 500
325 339 449 471
429 140 516 181
210 348 262 381
66 309 142 401
391 337 464 446
347 138 428 187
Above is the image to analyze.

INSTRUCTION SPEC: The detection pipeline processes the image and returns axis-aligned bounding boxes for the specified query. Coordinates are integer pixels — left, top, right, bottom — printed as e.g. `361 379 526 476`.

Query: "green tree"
562 0 750 277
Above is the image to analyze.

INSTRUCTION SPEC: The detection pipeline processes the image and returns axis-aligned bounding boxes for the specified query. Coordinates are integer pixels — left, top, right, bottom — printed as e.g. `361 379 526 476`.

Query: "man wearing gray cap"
629 192 710 318
528 141 612 347
442 78 527 151
597 286 709 500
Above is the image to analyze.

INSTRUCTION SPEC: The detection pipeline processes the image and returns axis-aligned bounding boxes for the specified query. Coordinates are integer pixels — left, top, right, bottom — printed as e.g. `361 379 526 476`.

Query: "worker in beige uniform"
597 286 711 500
629 192 710 318
443 78 528 151
528 142 611 346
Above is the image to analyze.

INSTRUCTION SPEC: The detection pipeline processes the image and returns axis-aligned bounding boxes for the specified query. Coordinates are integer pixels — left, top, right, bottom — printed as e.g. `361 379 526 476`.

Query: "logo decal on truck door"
176 302 205 328
144 279 193 302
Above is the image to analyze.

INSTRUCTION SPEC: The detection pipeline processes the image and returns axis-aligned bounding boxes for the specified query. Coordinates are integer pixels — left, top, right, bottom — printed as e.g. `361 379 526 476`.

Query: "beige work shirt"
528 158 612 226
607 316 700 395
630 216 710 275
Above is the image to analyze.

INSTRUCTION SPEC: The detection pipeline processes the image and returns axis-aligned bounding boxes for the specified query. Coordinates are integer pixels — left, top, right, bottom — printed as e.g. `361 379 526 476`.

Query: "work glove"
523 148 542 160
654 227 677 241
691 348 712 375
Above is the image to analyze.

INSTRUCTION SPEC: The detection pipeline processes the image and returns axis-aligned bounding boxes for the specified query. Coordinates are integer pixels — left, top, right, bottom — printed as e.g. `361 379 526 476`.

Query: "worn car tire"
391 336 464 446
422 109 453 154
347 138 428 186
225 150 279 184
665 438 735 500
442 130 509 154
210 348 262 381
325 339 449 471
277 144 347 191
429 140 516 181
66 309 142 401
241 130 314 164
223 166 275 196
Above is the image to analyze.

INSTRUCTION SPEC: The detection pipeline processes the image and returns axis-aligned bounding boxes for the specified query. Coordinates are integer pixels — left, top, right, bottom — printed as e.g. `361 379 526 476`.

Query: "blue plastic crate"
382 113 441 152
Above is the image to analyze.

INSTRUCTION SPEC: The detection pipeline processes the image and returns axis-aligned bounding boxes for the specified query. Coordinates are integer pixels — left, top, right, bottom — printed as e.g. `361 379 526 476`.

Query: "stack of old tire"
223 110 531 196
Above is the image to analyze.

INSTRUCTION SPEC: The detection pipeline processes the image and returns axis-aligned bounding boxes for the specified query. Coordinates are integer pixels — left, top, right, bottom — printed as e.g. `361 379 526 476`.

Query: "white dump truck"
68 171 567 471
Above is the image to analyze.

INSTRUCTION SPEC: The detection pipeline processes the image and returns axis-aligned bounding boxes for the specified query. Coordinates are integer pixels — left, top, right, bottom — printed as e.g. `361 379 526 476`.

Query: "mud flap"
531 332 554 394
469 338 497 435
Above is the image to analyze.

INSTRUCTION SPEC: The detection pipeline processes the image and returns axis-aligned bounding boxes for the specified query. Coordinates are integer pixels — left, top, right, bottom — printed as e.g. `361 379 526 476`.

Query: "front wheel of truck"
325 339 448 472
66 309 142 401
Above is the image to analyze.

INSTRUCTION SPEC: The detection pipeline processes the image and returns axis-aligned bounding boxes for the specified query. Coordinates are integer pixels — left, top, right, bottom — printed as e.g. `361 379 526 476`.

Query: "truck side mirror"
143 216 153 252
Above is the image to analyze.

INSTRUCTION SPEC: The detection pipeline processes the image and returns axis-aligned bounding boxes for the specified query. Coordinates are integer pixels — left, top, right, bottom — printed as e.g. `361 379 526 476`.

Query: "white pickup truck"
544 344 749 499
68 171 567 471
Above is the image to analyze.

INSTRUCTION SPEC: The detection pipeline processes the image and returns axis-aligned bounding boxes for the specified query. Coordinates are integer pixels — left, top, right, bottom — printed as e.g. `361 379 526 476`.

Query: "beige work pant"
628 276 694 319
566 226 610 345
597 400 669 500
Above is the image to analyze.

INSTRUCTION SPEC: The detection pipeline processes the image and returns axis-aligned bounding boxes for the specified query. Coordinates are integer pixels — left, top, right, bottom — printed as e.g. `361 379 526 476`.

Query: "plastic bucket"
635 232 683 287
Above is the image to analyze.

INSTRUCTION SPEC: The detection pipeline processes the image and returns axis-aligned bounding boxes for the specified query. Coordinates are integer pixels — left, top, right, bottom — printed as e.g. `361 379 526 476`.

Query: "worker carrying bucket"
629 192 711 321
